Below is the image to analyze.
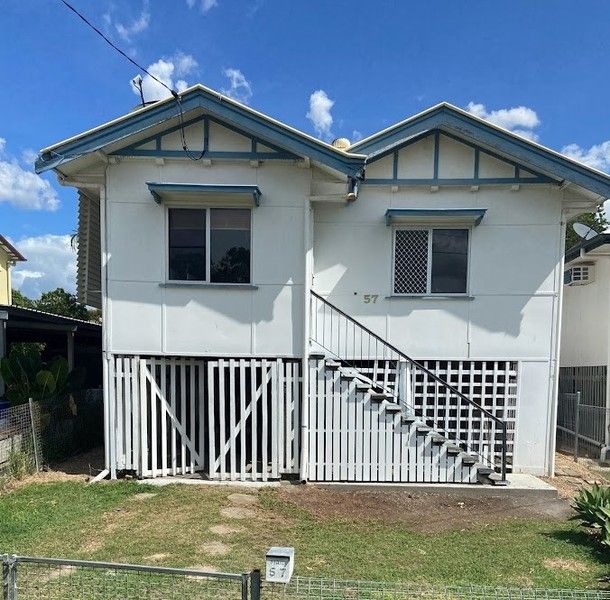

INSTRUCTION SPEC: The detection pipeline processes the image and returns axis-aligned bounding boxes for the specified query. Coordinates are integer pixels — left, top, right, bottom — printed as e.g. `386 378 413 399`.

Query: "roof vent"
331 137 351 150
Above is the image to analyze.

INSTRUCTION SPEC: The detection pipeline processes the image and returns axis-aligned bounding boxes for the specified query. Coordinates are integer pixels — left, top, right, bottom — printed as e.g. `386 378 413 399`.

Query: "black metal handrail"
309 290 508 481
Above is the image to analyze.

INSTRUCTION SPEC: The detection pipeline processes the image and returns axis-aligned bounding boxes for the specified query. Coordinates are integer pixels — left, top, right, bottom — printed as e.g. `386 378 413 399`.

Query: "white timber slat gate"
109 355 301 481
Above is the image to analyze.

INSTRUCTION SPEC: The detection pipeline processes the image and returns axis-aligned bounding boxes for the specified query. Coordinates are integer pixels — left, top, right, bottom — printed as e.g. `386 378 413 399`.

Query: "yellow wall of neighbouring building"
0 245 12 305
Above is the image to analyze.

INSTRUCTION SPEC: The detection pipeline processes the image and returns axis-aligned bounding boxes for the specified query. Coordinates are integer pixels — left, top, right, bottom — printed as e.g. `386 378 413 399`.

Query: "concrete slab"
138 477 280 488
315 474 558 499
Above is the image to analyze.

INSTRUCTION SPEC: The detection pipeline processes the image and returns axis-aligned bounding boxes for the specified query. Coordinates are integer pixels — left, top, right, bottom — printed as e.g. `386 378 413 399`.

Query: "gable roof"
35 84 366 177
350 103 610 198
36 92 610 199
0 235 26 262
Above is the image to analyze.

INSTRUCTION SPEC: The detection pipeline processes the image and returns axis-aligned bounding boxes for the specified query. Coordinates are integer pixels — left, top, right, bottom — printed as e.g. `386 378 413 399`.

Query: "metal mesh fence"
0 400 42 484
267 577 610 600
2 556 253 600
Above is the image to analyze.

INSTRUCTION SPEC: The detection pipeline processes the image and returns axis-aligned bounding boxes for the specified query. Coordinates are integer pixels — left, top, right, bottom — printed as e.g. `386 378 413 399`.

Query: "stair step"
460 453 478 465
486 472 509 486
445 444 462 454
430 434 447 444
339 368 358 380
310 352 327 360
370 392 392 402
355 382 371 391
401 414 418 424
416 425 432 434
384 404 402 413
325 360 341 370
477 466 494 475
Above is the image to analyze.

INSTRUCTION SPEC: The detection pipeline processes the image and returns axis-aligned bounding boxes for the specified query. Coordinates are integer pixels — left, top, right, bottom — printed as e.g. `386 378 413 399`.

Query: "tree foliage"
565 207 608 251
12 288 91 321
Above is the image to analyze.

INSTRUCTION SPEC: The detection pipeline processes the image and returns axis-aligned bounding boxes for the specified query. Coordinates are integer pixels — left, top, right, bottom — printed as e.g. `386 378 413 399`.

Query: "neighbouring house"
0 235 26 305
35 85 610 484
560 233 610 461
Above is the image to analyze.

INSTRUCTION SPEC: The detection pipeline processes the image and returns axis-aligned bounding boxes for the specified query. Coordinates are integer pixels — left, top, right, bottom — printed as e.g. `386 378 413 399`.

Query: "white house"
35 85 610 484
560 232 610 459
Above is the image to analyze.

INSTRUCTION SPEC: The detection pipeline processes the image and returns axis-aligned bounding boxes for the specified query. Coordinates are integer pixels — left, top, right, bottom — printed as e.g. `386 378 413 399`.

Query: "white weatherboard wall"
312 136 568 475
105 141 309 358
561 255 610 368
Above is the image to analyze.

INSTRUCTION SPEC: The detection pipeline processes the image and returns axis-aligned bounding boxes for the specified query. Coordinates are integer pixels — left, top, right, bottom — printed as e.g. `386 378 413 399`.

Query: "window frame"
165 202 253 285
391 225 472 297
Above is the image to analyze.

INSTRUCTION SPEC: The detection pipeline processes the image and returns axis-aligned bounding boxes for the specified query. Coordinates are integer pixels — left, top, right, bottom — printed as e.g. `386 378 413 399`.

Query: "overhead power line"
57 0 207 161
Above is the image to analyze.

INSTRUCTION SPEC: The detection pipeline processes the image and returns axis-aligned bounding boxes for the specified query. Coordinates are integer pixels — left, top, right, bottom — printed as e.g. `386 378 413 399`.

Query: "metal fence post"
574 391 581 462
250 569 261 600
27 399 40 472
2 555 16 600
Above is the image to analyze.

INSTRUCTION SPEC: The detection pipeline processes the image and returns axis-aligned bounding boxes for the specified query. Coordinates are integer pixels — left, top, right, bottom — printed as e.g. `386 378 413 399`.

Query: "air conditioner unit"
564 263 594 286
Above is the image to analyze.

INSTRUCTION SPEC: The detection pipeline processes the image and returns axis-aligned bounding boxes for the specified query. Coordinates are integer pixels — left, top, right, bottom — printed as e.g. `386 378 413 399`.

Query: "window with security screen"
393 228 469 295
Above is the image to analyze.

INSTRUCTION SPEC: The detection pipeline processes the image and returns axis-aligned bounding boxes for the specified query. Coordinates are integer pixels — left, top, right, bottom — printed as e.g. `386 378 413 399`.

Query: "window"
393 228 469 295
168 207 251 283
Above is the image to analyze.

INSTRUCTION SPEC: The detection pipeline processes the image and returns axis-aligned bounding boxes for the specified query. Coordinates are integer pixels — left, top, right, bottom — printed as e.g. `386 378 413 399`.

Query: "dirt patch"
144 553 170 562
278 485 572 533
39 566 76 582
209 524 243 536
227 492 257 506
131 492 157 501
220 506 256 520
542 452 610 500
543 558 591 573
201 541 231 556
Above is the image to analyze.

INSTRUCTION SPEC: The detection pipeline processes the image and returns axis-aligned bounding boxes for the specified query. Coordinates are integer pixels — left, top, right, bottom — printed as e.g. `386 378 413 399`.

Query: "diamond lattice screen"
394 229 429 294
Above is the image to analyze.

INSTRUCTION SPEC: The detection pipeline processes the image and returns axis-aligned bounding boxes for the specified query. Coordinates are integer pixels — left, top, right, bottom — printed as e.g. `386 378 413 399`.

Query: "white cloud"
186 0 218 13
466 102 540 141
307 90 334 141
221 68 252 104
131 52 198 102
561 141 610 173
0 138 59 211
351 130 363 143
21 149 38 168
111 1 150 43
11 234 76 298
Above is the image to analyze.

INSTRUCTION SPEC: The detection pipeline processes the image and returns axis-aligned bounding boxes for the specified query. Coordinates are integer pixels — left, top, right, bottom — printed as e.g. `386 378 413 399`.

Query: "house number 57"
363 294 379 304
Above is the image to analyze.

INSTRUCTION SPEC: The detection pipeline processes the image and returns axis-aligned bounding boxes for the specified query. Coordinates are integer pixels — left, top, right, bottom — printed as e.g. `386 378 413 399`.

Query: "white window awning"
146 182 262 206
385 208 486 226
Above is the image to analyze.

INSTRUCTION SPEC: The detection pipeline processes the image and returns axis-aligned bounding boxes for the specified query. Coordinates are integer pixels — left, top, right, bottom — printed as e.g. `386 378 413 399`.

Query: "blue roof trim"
565 233 610 263
146 182 262 206
36 87 365 177
352 105 610 198
385 208 487 226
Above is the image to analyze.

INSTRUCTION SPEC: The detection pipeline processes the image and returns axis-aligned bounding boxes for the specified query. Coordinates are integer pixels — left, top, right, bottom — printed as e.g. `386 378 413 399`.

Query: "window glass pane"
169 208 206 280
431 229 468 293
210 208 251 283
394 229 429 294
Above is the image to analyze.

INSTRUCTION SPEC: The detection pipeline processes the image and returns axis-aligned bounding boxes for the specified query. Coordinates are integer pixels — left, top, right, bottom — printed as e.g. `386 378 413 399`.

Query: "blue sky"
1 0 609 297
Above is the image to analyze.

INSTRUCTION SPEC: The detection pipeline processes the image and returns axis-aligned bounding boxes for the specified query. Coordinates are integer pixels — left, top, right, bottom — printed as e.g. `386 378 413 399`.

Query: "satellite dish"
573 223 598 240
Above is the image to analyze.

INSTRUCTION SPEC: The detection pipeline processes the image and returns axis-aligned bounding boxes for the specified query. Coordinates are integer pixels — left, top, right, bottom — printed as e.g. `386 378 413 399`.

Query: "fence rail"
0 400 42 484
1 555 260 600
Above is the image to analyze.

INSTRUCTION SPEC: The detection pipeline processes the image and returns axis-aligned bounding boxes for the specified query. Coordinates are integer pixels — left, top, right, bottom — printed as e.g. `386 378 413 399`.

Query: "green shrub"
573 483 610 547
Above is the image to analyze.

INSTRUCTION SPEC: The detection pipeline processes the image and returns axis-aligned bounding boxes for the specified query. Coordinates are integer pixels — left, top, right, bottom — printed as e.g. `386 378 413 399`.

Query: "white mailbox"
265 547 295 583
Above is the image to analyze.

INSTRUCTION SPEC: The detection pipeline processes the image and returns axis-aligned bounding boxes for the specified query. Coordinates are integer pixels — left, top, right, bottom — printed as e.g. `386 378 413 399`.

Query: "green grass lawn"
0 481 608 590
